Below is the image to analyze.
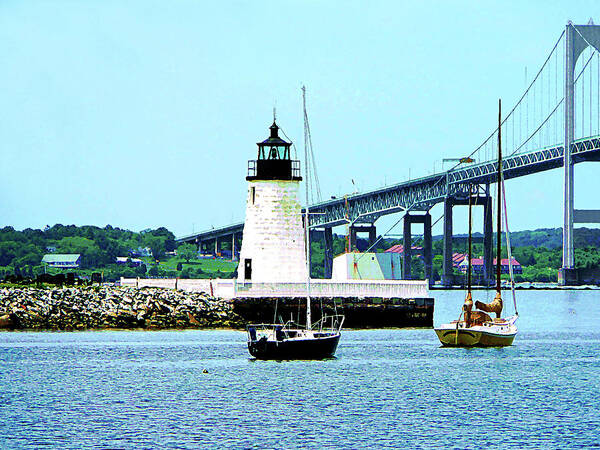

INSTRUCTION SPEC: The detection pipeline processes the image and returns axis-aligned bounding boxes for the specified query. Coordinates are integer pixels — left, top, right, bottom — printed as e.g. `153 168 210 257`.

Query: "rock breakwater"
0 286 245 330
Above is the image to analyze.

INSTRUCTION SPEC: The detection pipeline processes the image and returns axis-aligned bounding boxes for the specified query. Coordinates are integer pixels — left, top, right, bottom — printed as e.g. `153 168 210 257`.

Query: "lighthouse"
237 120 308 283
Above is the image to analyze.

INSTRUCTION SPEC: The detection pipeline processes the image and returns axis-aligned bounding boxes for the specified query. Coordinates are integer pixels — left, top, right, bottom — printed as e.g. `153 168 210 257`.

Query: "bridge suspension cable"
460 30 566 169
454 25 600 172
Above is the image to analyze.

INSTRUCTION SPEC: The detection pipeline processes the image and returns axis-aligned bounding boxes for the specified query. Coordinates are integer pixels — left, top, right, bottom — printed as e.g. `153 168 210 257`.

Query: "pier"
120 278 434 327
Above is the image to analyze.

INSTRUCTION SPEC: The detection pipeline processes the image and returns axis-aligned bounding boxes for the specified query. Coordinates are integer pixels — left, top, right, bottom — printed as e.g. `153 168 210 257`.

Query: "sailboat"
246 88 345 360
435 99 518 347
246 309 344 360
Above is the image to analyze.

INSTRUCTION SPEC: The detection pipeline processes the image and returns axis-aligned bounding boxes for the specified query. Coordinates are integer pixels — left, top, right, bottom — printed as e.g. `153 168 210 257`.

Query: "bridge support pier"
483 194 493 285
442 199 453 286
402 212 432 285
559 209 600 284
403 217 412 280
309 227 335 279
323 227 333 279
231 233 237 261
349 225 376 251
442 193 493 287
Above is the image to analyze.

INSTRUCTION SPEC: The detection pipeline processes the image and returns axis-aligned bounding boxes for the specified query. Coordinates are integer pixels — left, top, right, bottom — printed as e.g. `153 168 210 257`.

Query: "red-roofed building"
452 253 467 267
458 257 522 274
385 244 423 255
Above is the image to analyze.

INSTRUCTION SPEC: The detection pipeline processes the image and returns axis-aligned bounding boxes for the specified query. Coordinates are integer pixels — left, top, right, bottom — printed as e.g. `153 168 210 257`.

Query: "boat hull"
434 326 516 347
248 333 340 360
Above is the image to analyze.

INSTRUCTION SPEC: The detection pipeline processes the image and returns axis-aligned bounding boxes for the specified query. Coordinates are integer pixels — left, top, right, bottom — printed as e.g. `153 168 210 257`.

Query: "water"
1 290 599 449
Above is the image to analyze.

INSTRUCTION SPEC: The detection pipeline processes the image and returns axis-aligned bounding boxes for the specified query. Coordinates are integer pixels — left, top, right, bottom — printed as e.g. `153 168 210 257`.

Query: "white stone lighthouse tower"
237 120 308 283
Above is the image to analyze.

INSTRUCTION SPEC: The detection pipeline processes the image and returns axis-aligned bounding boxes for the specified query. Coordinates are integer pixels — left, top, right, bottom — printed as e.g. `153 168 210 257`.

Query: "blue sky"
1 1 599 238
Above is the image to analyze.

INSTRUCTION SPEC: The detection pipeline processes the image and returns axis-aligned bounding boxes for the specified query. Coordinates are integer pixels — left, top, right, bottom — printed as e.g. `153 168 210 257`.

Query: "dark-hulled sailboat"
246 88 344 360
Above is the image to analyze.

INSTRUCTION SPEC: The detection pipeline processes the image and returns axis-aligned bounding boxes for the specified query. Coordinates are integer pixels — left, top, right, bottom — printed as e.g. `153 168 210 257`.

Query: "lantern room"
246 121 302 181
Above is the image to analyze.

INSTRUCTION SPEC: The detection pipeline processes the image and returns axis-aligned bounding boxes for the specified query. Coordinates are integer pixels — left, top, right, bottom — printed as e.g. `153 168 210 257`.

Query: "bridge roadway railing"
177 222 244 244
447 136 600 185
176 135 600 243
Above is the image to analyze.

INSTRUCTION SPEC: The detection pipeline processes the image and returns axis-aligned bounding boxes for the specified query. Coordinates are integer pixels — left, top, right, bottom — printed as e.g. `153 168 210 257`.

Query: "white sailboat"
435 99 518 347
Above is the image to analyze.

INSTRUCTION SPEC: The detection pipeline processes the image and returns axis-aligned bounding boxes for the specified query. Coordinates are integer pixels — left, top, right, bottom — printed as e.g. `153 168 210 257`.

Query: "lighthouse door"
244 259 252 280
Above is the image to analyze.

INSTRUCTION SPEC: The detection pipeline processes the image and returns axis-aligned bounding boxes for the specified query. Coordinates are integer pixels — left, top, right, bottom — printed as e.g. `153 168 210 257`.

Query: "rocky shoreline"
0 286 245 331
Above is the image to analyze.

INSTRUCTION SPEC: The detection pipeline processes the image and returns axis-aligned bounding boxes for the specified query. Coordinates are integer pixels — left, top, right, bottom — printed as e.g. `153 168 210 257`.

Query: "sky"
1 0 599 239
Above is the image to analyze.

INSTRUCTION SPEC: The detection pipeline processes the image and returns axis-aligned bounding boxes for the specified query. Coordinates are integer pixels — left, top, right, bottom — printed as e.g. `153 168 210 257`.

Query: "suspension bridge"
177 22 600 286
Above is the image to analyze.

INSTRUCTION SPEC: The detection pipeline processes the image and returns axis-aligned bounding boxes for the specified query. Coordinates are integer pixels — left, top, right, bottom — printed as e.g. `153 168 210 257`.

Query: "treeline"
3 224 600 283
451 227 600 250
0 224 176 281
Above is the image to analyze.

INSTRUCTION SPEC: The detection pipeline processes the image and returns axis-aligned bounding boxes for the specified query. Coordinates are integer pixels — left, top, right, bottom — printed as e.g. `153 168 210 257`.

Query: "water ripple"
1 291 600 448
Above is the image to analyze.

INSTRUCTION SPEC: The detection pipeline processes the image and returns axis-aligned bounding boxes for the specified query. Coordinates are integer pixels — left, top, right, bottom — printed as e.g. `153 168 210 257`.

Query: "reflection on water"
1 290 599 448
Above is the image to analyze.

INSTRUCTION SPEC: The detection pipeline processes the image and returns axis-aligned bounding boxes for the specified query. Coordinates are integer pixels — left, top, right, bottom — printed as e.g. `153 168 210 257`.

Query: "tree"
332 235 347 257
56 236 102 268
149 227 177 252
120 267 137 279
14 249 43 267
411 256 425 279
178 243 197 263
143 235 166 261
136 264 147 277
0 241 19 266
432 255 443 281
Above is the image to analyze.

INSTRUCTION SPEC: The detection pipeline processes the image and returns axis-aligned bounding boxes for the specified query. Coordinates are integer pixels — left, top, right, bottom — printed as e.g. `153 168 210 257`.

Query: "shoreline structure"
122 277 434 329
0 277 434 330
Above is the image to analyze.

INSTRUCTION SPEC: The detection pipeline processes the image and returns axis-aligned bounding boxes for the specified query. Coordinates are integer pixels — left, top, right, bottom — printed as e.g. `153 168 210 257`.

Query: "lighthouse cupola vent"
247 120 302 181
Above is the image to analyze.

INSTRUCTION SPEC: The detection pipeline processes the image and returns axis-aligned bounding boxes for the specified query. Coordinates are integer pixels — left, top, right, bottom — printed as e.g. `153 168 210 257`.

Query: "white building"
237 121 308 283
41 254 81 268
332 252 402 280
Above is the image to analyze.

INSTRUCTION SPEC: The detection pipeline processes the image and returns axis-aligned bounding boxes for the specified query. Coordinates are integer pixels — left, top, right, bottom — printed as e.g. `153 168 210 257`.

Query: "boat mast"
496 99 502 295
467 184 473 294
302 86 312 328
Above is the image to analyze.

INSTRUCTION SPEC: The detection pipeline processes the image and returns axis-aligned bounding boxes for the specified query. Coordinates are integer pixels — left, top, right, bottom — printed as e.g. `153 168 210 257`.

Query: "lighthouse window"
251 187 256 204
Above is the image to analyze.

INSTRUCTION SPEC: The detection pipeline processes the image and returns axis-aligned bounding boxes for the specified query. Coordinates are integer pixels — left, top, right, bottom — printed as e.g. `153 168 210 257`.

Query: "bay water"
1 289 599 448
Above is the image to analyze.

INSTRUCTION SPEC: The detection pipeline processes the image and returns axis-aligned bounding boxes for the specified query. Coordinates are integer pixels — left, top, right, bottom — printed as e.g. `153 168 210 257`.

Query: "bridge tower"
237 120 308 283
560 22 600 285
